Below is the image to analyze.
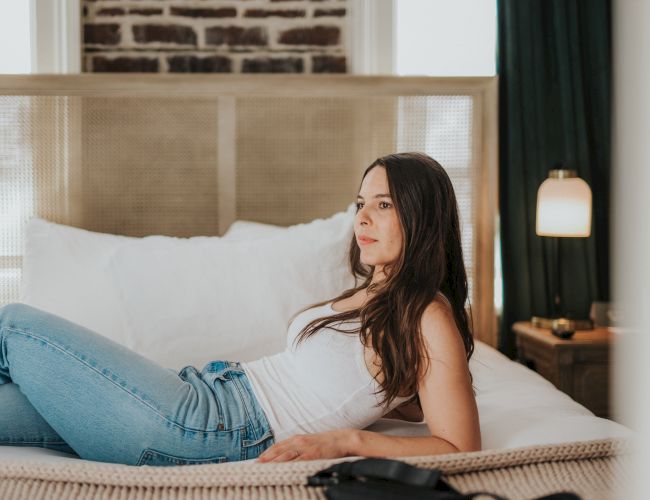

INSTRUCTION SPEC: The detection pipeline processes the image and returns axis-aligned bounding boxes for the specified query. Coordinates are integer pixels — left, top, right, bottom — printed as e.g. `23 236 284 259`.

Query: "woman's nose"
356 207 371 224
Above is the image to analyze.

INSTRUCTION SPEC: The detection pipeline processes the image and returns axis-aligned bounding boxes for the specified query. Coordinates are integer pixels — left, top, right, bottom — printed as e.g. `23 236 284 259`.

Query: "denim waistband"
202 360 275 445
223 360 276 456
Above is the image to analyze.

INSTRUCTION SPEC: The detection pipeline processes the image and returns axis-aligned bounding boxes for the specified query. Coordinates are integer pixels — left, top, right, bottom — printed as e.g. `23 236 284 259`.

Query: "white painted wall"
0 1 31 73
350 0 496 76
0 0 81 74
612 0 650 496
395 0 497 76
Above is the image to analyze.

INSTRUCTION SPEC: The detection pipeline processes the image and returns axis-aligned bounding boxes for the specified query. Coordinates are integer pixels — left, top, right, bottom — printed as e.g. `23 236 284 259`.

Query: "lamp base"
531 316 594 339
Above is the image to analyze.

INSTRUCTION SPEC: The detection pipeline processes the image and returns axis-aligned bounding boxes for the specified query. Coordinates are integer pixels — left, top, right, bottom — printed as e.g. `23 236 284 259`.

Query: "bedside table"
512 321 613 418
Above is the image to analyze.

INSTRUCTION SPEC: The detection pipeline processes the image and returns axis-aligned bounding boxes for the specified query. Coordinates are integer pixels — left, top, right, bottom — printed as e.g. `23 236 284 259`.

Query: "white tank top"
240 301 412 442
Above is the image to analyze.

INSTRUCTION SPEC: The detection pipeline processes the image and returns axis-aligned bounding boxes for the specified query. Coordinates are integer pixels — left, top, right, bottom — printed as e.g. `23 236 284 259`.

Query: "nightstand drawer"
516 340 556 382
513 321 612 418
572 364 609 417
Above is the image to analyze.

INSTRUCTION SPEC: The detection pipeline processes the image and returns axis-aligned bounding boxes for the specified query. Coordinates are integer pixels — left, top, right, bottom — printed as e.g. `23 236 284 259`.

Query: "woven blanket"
0 438 633 499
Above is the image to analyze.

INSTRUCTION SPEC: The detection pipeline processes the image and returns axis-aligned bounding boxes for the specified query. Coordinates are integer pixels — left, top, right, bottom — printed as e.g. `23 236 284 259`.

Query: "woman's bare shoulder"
419 293 455 330
431 291 453 311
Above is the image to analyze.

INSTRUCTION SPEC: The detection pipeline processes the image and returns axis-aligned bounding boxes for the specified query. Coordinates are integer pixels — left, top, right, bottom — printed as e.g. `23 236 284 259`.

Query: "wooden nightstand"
512 321 613 418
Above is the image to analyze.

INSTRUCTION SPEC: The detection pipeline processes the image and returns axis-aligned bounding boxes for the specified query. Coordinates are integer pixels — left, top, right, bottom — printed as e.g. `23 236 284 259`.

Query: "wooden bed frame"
0 74 498 346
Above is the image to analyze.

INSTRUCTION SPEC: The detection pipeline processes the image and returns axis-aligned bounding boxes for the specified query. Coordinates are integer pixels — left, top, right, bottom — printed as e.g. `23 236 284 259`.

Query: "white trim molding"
30 0 81 73
349 0 395 75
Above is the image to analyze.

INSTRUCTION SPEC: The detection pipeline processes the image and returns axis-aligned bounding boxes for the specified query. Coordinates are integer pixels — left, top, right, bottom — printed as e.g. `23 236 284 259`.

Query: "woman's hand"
256 429 355 462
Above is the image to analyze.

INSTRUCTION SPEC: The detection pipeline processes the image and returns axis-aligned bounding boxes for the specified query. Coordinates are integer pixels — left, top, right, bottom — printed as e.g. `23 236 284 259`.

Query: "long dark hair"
290 152 474 410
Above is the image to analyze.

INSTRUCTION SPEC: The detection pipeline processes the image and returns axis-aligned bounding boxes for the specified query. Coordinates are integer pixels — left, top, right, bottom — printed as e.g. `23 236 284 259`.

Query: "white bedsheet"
0 340 633 464
365 341 633 449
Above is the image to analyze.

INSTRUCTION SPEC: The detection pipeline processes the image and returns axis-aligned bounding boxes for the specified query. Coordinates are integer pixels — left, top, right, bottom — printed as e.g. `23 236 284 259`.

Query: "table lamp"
532 168 593 338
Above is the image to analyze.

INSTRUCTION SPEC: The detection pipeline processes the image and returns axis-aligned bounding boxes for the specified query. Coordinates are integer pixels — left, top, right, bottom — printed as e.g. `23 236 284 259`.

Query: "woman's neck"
370 265 386 286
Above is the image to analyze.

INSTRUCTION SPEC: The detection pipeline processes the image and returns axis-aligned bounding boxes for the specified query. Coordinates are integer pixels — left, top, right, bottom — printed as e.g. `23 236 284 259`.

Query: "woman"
0 152 480 466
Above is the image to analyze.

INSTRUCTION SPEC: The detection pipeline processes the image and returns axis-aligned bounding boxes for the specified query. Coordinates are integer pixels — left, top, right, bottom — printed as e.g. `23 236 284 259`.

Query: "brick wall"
82 0 348 73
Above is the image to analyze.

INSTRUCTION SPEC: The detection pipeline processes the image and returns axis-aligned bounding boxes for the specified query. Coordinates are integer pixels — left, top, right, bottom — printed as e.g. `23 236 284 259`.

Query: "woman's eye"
356 201 391 210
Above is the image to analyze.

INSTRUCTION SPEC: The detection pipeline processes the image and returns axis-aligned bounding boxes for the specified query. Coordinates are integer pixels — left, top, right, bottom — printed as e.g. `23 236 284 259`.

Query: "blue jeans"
0 303 276 466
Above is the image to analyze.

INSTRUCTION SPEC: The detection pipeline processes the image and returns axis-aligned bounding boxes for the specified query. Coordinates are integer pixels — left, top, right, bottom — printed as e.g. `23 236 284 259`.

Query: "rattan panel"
235 97 397 226
81 96 220 237
396 96 476 300
1 96 43 307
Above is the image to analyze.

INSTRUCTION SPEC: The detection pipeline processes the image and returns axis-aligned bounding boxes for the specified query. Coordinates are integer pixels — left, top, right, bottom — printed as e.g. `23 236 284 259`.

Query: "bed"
0 333 632 464
0 75 633 499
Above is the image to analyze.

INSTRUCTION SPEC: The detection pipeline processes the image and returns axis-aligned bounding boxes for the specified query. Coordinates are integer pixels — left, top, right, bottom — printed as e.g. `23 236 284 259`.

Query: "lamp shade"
536 170 592 237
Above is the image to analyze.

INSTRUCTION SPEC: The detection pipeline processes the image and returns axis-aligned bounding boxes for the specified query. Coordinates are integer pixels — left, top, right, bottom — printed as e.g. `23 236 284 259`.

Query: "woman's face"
354 166 403 277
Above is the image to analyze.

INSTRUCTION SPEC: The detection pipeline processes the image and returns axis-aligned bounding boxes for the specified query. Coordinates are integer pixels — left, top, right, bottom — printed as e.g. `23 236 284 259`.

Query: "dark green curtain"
497 0 611 357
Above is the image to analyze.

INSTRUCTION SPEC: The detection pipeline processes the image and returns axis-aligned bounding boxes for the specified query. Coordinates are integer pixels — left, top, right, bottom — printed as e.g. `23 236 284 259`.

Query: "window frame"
30 0 81 73
349 0 396 75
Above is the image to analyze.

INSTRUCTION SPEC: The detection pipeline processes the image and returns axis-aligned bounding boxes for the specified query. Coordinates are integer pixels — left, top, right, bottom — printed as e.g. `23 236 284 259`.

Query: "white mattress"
0 340 633 464
365 341 633 448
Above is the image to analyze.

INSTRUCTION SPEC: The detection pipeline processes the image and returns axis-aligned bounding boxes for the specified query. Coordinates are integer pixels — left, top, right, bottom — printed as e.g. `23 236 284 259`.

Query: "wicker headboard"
0 74 498 345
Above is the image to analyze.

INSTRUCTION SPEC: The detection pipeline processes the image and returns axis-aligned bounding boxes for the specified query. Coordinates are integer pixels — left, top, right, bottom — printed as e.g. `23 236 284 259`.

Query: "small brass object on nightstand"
531 316 594 339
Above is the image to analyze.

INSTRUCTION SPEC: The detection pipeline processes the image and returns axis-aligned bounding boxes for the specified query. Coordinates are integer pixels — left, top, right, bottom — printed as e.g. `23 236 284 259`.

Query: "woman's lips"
358 237 378 245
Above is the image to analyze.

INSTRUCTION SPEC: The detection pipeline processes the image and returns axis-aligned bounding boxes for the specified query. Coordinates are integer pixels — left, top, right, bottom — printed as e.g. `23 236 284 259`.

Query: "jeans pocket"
216 367 246 382
202 361 245 382
241 429 275 460
137 448 227 467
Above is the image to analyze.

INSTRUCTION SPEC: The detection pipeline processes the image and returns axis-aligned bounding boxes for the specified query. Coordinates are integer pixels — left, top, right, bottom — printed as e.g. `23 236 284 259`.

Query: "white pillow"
19 217 282 341
109 204 357 369
223 220 286 241
20 218 138 347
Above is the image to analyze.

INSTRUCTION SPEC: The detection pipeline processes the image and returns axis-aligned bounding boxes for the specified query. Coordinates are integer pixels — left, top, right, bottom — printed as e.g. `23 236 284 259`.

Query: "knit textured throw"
0 438 632 499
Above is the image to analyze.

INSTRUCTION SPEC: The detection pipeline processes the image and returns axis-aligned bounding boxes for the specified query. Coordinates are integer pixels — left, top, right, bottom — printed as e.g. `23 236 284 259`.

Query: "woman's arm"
413 298 480 452
256 428 459 462
354 299 481 456
346 429 461 456
258 298 480 462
